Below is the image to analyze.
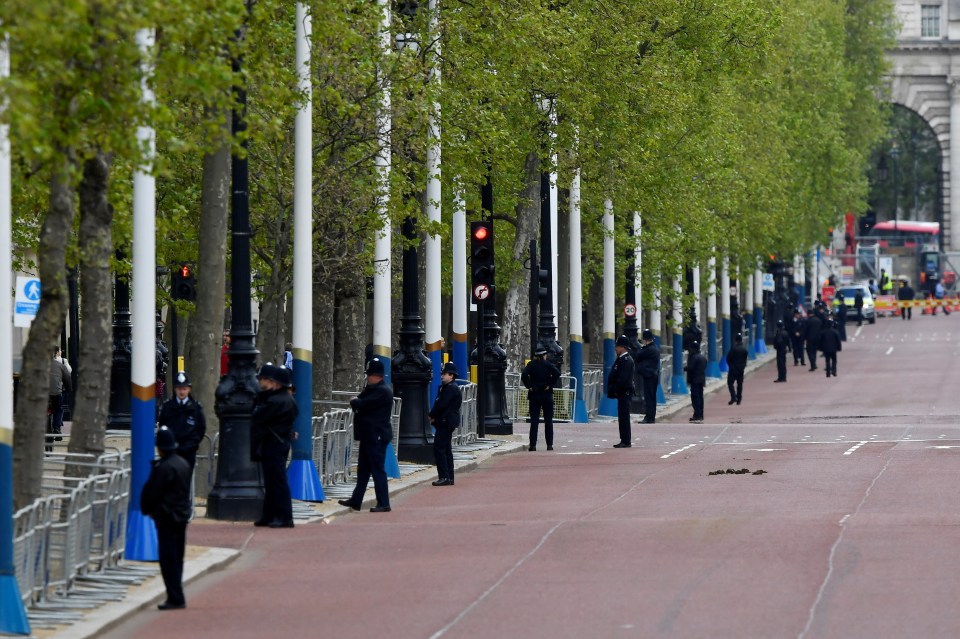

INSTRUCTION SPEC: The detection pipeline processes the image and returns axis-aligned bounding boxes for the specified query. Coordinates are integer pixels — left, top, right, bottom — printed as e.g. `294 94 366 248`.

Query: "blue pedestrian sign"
14 276 40 327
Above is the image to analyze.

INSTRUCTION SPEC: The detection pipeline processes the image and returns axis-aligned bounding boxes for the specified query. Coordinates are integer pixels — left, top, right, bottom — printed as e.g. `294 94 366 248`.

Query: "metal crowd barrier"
455 381 479 445
582 368 602 418
507 375 577 422
311 408 354 487
13 450 152 624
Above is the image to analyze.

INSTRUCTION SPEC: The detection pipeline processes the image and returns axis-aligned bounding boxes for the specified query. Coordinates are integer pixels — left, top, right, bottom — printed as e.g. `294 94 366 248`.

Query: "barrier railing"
311 408 354 487
504 374 579 422
455 381 479 445
582 368 602 418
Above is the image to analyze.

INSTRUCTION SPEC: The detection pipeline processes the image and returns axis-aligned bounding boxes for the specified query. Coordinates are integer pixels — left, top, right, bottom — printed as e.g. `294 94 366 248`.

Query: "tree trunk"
184 113 230 436
256 217 292 366
333 272 366 392
500 151 540 373
14 157 76 509
312 275 335 401
67 152 114 471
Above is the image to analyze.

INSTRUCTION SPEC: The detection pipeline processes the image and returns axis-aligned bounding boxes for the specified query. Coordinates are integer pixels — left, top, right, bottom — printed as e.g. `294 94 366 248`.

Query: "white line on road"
855 325 863 338
557 451 605 455
843 441 868 455
885 347 894 355
660 443 698 459
745 448 786 452
928 445 960 449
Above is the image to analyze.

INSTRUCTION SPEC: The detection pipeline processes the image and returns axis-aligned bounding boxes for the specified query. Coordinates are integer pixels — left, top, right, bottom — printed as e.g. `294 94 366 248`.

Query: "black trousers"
351 439 390 508
617 395 632 444
433 426 454 481
727 371 743 402
856 309 863 325
528 391 554 448
642 376 658 422
823 352 837 376
838 321 846 341
791 338 805 364
901 306 912 320
776 350 787 381
806 344 818 369
259 438 292 525
690 384 704 420
155 515 187 606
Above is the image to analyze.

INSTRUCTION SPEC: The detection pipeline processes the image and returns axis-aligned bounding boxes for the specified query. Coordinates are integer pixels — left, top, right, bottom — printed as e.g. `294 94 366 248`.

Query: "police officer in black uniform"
251 364 298 528
340 357 394 513
725 332 748 405
804 307 822 371
141 427 192 610
773 320 790 382
819 319 842 377
635 329 660 424
608 335 636 448
789 309 806 366
157 371 207 471
684 341 707 422
429 362 462 486
521 347 561 451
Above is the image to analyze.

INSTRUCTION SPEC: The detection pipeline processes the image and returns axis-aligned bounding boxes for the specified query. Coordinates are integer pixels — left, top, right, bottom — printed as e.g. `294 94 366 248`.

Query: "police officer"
819 320 842 377
141 427 192 610
725 332 748 405
804 307 822 371
608 336 635 448
898 280 915 320
157 371 207 471
340 358 394 513
635 329 660 424
251 364 298 528
835 293 847 341
854 290 865 326
684 341 707 423
521 347 561 451
789 309 806 366
773 319 790 382
429 362 462 485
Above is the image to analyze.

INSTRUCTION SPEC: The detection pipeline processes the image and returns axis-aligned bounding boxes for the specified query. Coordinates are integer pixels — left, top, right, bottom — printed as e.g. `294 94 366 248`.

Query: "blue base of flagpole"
0 574 30 635
124 509 158 561
671 374 688 395
385 442 400 479
574 399 589 423
599 337 617 416
287 459 325 502
706 361 722 379
656 382 666 404
754 339 768 355
719 358 729 373
598 397 618 417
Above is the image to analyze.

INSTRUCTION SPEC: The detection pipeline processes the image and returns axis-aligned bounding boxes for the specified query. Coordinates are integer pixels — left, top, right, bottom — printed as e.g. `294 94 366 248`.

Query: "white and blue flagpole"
598 197 617 416
126 28 159 561
753 266 767 354
650 283 665 403
705 256 721 378
568 169 587 422
425 0 442 406
719 257 730 373
745 266 756 360
0 30 31 635
288 4 324 501
451 187 468 378
795 254 806 309
372 0 392 383
671 275 688 395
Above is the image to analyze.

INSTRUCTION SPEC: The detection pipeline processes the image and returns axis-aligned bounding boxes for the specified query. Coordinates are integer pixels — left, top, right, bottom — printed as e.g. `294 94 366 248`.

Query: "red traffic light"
473 225 489 241
180 265 191 278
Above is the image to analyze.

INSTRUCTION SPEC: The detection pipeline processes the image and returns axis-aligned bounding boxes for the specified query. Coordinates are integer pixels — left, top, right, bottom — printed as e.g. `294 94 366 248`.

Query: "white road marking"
745 448 786 452
660 443 698 459
843 441 868 455
885 347 894 355
855 326 863 337
928 445 960 449
557 451 605 455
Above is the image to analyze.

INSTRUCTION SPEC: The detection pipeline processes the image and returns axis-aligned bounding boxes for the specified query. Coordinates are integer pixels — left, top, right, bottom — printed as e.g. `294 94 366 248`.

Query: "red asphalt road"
102 315 960 639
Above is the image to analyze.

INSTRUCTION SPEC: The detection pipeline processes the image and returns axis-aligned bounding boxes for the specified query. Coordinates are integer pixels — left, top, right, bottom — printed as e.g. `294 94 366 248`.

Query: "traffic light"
471 221 494 301
537 268 549 300
173 263 196 301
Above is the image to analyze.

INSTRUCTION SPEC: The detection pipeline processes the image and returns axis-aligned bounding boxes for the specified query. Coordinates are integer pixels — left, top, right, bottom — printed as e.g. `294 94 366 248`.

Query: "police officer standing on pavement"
251 364 298 528
157 371 206 471
636 329 660 424
725 332 748 405
429 362 461 486
804 306 822 371
819 319 842 377
790 309 806 366
340 357 394 513
773 319 790 383
141 427 192 610
684 341 707 423
521 347 561 451
608 336 636 448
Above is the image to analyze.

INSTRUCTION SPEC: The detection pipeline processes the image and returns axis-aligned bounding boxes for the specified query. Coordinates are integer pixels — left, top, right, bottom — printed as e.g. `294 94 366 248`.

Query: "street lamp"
890 140 901 233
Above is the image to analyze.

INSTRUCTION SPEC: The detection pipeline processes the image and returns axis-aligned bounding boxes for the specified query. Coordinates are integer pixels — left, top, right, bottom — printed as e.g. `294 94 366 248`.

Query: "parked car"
831 284 876 324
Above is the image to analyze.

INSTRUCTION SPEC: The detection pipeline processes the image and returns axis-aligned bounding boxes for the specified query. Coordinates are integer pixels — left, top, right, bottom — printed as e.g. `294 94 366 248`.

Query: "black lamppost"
208 1 263 521
534 171 564 367
623 231 642 414
891 140 900 232
107 270 132 430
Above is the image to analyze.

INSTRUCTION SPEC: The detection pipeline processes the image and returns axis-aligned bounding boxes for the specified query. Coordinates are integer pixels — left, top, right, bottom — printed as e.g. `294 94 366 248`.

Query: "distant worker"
789 309 806 367
607 336 636 448
141 427 192 611
284 342 293 369
898 280 915 321
819 320 842 377
725 333 748 406
684 341 707 423
635 329 661 424
521 347 561 451
804 308 822 371
868 279 879 297
773 320 790 383
157 371 206 471
429 362 462 486
49 347 72 445
934 281 949 316
854 290 864 326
